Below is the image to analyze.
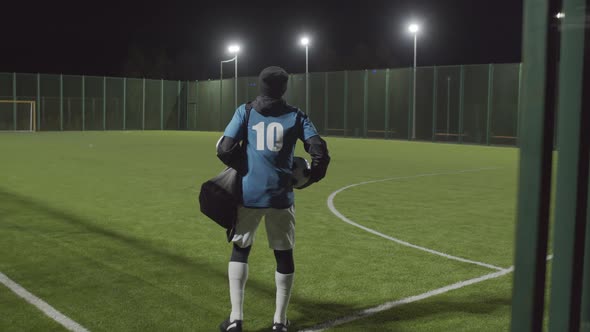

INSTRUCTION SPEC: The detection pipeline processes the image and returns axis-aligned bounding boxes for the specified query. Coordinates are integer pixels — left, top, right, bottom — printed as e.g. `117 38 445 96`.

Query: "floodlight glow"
408 23 420 34
556 12 565 19
300 37 310 46
228 45 240 53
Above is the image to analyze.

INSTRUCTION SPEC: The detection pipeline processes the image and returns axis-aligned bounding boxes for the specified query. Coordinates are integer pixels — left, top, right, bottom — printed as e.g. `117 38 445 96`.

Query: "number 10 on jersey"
252 122 284 152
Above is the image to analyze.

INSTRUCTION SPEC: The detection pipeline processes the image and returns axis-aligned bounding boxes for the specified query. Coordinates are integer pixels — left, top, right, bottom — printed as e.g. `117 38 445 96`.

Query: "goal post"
0 100 36 132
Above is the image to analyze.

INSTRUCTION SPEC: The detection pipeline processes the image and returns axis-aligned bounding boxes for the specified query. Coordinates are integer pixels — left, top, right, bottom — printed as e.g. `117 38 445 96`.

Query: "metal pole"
343 71 348 137
407 70 412 140
486 64 495 145
114 98 118 129
92 98 95 126
36 73 40 131
235 54 238 109
306 45 310 116
103 76 106 131
446 77 450 139
324 72 329 135
432 67 438 142
42 97 46 126
458 65 465 144
123 78 126 130
60 74 63 131
220 61 223 125
12 72 16 131
412 33 417 140
385 68 391 139
67 98 71 128
177 80 181 130
30 101 34 132
198 80 199 130
510 0 558 329
219 77 222 131
161 79 164 130
548 0 589 329
516 63 523 147
82 76 85 131
363 69 368 138
142 78 145 130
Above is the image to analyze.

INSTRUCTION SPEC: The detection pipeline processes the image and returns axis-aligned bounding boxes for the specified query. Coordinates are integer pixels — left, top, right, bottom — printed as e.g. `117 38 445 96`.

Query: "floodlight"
228 45 240 53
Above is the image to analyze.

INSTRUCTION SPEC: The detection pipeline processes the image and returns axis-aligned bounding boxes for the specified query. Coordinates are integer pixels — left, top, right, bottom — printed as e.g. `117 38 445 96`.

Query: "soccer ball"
292 156 311 189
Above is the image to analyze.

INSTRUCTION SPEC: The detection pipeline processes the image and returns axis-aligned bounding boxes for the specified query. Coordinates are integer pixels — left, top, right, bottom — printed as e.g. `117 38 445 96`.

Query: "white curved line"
327 168 505 271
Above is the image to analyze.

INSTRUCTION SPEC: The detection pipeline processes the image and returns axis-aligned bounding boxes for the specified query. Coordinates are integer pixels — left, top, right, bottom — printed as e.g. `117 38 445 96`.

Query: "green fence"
0 63 521 146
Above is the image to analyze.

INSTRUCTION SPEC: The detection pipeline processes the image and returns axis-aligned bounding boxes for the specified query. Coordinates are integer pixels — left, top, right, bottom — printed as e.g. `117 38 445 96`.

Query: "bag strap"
242 102 252 150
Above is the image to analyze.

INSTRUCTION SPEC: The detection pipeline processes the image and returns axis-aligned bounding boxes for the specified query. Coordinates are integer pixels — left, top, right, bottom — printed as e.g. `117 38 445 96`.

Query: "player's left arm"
217 106 248 175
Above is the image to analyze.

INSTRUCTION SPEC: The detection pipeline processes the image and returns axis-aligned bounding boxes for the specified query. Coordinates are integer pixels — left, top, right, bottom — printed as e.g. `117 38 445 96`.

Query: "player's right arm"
299 111 331 184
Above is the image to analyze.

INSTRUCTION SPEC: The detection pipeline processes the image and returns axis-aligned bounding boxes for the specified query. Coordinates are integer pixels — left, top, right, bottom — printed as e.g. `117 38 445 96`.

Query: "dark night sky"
0 0 523 81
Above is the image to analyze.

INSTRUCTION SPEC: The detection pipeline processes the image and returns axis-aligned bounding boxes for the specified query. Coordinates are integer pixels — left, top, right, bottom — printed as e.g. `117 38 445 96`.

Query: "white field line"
299 255 554 332
0 271 89 332
327 167 505 271
298 268 513 332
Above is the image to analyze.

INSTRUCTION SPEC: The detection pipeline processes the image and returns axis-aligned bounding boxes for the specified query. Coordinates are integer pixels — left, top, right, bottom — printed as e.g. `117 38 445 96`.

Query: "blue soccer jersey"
223 103 319 208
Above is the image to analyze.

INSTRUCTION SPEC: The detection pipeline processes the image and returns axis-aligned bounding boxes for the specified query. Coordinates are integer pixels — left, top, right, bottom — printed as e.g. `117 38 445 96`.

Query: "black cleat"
272 321 289 332
219 317 243 332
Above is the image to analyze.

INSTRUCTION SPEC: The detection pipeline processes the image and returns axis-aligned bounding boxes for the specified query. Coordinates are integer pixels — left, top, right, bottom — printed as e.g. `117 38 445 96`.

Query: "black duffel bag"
199 104 251 241
198 167 242 240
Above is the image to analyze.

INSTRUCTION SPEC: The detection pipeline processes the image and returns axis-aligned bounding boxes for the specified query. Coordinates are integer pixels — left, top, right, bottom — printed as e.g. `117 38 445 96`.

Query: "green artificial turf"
0 131 532 331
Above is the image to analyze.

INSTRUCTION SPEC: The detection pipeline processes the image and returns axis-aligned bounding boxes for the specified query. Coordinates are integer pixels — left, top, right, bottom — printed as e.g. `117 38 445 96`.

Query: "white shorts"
231 205 296 250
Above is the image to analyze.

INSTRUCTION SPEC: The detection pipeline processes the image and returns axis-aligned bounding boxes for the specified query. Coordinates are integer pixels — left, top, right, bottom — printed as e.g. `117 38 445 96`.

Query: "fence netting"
0 64 521 146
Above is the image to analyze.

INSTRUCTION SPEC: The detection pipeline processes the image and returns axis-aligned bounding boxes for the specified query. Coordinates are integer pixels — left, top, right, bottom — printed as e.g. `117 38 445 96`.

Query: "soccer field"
0 131 532 331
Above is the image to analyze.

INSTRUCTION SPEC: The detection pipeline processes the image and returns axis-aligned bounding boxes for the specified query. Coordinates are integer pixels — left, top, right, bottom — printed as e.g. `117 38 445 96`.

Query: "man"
216 66 330 332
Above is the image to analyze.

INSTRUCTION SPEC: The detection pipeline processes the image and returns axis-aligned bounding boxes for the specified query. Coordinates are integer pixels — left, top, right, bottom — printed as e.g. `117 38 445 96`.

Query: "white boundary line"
299 255 554 332
298 267 513 332
327 167 505 271
0 271 89 332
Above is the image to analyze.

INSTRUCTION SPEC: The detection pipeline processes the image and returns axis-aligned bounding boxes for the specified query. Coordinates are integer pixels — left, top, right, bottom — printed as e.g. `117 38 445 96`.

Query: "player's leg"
228 244 251 322
273 249 294 329
265 205 296 329
220 207 263 332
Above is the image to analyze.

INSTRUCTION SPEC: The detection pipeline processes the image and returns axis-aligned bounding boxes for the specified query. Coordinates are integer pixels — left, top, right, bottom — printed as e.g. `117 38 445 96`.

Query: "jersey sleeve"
300 112 319 141
223 106 246 140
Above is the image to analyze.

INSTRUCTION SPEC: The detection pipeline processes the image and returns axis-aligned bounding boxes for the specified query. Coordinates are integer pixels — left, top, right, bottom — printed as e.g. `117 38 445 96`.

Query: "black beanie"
258 66 289 98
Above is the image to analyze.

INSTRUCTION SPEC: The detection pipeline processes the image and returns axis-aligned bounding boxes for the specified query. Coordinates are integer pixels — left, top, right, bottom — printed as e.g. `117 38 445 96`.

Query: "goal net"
0 100 36 132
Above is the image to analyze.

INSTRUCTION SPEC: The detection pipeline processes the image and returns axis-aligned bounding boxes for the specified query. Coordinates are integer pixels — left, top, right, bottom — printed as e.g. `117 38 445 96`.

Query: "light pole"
220 44 240 114
447 76 451 139
408 23 419 140
300 36 310 115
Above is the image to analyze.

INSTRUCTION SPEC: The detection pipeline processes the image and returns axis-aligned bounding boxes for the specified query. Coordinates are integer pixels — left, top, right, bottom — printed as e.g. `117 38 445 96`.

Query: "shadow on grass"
0 188 361 330
294 294 511 331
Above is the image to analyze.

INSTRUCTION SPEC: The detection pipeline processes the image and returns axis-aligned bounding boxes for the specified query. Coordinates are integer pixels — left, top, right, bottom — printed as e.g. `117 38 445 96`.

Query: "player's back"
242 102 306 209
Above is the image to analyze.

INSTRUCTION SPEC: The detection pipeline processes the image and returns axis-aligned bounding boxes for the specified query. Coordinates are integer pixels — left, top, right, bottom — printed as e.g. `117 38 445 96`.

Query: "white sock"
228 262 248 321
274 271 294 324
